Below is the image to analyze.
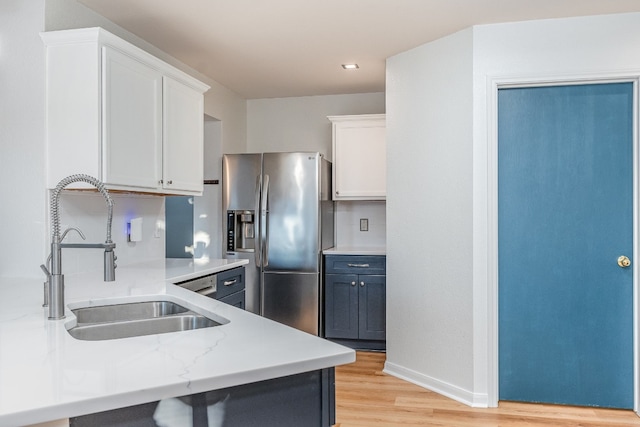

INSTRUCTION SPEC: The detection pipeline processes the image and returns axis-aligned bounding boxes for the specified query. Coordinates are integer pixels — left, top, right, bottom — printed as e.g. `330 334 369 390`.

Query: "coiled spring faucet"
41 174 117 320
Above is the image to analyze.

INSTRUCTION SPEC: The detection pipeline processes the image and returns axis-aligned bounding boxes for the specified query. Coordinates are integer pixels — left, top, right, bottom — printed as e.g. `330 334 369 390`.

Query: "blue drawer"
324 255 386 275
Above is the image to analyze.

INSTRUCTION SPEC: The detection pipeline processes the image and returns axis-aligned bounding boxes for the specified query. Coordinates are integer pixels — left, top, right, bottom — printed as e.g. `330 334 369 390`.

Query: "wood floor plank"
334 351 640 427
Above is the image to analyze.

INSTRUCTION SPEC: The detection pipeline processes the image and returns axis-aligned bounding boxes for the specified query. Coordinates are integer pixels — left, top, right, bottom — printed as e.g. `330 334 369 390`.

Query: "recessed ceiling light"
342 64 359 70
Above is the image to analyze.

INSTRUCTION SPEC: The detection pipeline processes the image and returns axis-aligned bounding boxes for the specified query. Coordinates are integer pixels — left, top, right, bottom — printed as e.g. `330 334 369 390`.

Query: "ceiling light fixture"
342 64 359 70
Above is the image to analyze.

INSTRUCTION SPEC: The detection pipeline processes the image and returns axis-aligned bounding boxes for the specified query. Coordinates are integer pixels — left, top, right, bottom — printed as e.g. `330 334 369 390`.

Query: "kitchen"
5 0 640 426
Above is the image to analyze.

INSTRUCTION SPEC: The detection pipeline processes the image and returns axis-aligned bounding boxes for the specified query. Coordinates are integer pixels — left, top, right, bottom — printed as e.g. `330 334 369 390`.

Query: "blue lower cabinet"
324 256 386 350
216 267 245 310
325 274 359 339
218 290 245 310
358 274 386 341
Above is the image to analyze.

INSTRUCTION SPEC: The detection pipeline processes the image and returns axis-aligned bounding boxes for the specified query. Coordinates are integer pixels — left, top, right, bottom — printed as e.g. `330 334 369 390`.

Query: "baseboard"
383 361 488 408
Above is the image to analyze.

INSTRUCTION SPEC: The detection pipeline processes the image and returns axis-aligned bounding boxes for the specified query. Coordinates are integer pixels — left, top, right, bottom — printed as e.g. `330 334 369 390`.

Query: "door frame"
486 75 640 411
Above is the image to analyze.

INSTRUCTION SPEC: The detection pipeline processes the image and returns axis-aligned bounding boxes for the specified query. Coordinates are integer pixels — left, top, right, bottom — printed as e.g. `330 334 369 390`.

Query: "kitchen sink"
72 301 190 324
67 300 223 341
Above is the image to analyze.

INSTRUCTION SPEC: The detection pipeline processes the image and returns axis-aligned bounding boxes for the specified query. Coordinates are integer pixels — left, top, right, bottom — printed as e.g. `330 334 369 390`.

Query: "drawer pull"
347 263 370 268
223 279 237 286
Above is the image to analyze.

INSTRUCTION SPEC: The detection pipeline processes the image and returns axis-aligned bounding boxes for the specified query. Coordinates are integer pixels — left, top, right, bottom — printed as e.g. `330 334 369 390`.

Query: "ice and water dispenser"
226 210 255 252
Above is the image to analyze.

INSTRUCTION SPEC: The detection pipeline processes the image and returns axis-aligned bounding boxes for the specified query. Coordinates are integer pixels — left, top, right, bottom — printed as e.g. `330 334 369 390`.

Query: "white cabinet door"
330 115 386 200
162 76 204 193
43 28 209 195
102 46 162 190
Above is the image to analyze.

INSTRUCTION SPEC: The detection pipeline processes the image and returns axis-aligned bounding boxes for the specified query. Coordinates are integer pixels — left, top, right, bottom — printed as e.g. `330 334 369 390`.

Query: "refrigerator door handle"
261 174 270 267
254 174 262 267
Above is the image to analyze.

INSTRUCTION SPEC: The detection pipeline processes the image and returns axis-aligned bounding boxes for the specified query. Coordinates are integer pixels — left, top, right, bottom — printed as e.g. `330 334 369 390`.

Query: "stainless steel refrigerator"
222 152 334 335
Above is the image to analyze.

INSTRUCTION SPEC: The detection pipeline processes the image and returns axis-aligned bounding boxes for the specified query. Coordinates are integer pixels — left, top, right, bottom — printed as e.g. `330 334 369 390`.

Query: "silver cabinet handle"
255 174 262 267
351 281 356 286
261 174 270 267
347 263 370 268
223 279 237 286
360 281 365 287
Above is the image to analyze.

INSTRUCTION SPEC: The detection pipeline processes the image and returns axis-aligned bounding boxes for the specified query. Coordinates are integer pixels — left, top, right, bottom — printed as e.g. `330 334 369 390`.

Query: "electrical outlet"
360 218 369 232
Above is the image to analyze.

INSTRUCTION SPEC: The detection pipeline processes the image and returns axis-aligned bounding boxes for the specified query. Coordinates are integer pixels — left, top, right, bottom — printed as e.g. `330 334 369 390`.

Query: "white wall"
386 11 640 407
53 193 165 274
385 28 475 403
247 93 384 157
334 201 386 248
0 0 47 278
193 118 223 262
247 93 386 247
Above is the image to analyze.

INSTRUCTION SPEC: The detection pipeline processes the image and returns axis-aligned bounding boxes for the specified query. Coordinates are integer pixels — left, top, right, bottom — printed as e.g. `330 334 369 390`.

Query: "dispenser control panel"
226 210 255 253
227 211 235 252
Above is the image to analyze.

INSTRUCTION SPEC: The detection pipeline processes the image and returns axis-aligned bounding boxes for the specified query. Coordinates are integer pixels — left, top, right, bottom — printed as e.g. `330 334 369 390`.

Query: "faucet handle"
39 264 51 308
40 263 50 278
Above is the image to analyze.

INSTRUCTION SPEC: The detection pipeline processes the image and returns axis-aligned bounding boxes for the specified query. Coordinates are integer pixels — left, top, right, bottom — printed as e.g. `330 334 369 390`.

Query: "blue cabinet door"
358 275 386 341
498 83 634 408
324 274 359 339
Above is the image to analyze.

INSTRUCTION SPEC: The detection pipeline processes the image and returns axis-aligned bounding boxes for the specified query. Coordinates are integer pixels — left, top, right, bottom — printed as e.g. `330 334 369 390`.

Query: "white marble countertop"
323 246 387 256
0 258 355 426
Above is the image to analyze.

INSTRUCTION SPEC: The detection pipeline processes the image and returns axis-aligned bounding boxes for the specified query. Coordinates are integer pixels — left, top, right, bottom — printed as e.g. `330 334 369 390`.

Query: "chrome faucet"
41 174 117 320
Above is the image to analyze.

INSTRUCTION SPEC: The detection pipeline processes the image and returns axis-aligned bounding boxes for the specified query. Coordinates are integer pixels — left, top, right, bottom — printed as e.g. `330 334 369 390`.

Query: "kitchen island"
0 259 355 426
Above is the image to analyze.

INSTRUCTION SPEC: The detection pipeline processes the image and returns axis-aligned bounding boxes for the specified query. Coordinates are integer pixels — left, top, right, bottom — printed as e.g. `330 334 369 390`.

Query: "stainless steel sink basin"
67 300 223 341
73 301 190 324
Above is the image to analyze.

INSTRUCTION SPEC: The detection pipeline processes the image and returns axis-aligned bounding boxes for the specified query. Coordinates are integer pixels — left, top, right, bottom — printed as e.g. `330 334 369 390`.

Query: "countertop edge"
323 247 386 256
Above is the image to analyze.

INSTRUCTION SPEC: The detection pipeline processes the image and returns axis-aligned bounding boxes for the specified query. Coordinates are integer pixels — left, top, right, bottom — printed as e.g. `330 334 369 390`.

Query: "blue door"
498 83 634 408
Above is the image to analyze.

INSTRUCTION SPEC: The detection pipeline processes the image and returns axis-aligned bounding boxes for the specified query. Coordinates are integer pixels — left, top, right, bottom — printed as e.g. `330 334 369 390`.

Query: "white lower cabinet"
42 27 209 195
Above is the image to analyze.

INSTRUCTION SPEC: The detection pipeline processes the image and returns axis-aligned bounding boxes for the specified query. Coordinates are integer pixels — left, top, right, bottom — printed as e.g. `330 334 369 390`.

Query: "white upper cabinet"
162 76 204 193
102 46 163 190
328 114 386 200
42 27 209 195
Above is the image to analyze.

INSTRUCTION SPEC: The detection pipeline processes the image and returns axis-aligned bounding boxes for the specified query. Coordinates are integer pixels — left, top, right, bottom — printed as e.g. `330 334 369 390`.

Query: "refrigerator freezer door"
262 153 320 273
262 272 319 335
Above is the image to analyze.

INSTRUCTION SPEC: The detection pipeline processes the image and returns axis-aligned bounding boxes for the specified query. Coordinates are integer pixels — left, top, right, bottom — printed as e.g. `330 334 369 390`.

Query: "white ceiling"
79 0 640 99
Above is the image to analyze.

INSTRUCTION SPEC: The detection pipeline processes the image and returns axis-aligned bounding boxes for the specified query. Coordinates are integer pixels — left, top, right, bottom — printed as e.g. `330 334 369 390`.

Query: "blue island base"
70 368 335 427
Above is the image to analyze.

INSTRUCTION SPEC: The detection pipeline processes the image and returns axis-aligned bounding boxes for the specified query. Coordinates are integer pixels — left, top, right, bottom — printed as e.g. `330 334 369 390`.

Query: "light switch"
360 218 369 232
128 217 143 242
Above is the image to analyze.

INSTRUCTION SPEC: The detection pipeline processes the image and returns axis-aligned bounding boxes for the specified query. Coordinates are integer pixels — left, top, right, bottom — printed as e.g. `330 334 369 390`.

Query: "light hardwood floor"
334 351 640 427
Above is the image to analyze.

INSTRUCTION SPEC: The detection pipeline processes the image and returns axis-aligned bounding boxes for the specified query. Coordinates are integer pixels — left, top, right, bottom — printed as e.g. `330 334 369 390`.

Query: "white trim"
383 361 489 408
486 74 640 409
633 80 640 416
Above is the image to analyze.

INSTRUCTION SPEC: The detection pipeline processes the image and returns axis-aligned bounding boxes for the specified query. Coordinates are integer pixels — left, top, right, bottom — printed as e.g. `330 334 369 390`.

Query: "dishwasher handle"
196 286 216 297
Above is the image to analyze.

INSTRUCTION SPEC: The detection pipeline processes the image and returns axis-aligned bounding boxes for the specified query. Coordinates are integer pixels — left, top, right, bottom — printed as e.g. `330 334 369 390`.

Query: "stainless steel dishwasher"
175 274 217 298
